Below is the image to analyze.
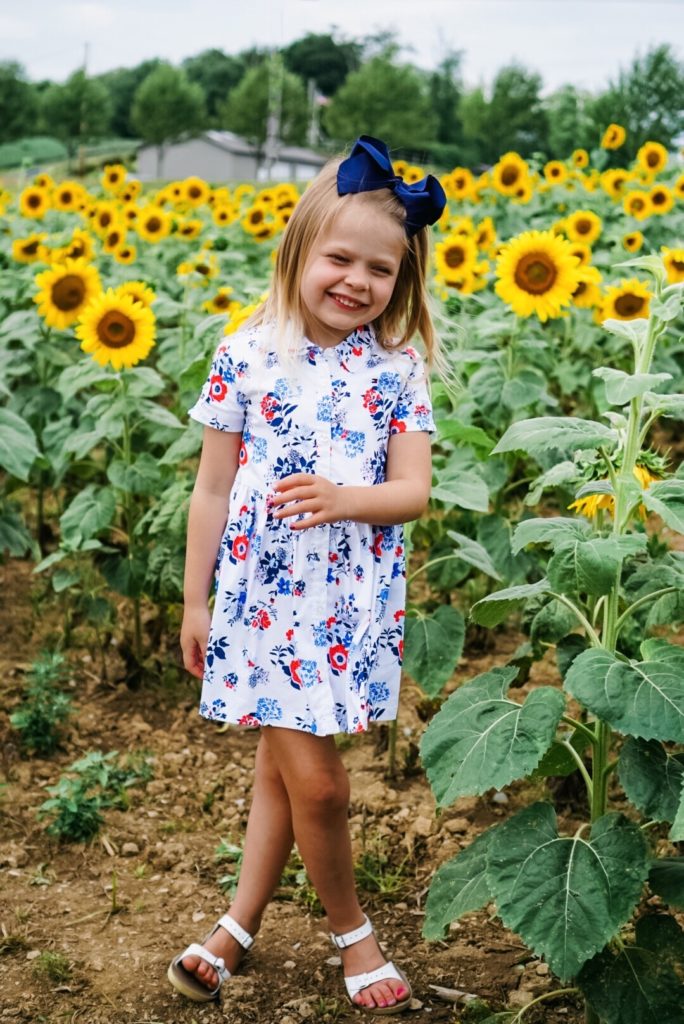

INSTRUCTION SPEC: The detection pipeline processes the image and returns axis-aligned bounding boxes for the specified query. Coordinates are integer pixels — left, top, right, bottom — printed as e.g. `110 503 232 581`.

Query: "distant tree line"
1 32 683 169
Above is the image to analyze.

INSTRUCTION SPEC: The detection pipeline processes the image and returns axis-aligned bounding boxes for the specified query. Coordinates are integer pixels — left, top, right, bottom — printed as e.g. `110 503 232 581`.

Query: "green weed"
215 836 244 897
33 951 72 983
9 653 72 755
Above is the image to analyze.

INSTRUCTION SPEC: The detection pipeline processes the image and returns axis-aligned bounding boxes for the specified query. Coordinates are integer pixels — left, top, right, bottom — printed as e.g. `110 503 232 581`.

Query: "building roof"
139 130 326 166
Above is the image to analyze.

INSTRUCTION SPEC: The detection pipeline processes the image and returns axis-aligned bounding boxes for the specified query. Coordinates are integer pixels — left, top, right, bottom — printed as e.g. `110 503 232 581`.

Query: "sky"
2 0 684 95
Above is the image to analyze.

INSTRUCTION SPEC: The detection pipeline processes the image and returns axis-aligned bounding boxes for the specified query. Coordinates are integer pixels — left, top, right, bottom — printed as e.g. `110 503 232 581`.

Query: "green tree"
588 44 684 156
218 59 308 150
459 65 548 164
429 52 464 146
40 69 112 158
96 61 161 138
545 84 594 158
282 32 361 97
131 63 206 175
182 49 252 120
0 62 39 143
324 55 438 150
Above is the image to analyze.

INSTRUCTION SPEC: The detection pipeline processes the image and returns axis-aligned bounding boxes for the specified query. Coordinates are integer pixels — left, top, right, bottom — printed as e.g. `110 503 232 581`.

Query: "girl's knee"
304 769 350 815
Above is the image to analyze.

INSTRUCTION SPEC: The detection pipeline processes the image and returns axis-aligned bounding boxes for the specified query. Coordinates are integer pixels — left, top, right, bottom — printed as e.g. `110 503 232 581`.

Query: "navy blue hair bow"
337 135 446 236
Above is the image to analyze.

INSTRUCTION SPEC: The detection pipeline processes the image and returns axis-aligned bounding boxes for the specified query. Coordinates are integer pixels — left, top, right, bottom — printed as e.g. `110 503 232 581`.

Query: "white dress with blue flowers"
188 322 435 736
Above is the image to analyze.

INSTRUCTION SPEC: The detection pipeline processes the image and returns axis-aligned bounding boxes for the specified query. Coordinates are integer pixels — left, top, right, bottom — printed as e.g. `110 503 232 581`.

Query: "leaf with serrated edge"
564 647 684 742
592 367 671 405
492 417 617 458
471 578 550 627
488 804 649 980
643 479 684 534
446 530 501 580
511 517 590 554
423 826 499 939
420 668 565 805
618 737 684 822
578 914 684 1024
648 858 684 907
403 605 465 697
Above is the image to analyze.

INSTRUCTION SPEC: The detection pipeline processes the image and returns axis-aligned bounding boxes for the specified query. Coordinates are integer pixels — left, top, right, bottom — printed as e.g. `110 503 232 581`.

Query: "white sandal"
167 912 254 1002
331 914 412 1015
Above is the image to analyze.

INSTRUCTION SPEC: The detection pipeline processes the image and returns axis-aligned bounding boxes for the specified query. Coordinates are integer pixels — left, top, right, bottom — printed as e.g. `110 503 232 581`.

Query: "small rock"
444 817 469 834
26 950 41 960
325 955 342 966
409 815 434 837
283 997 313 1017
203 750 219 765
192 910 206 923
283 959 296 969
279 1017 298 1024
408 997 424 1010
536 963 550 976
492 791 509 805
121 842 139 857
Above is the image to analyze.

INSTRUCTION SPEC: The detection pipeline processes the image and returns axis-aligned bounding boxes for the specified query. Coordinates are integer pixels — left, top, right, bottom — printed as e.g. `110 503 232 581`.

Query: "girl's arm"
271 431 432 529
181 427 242 678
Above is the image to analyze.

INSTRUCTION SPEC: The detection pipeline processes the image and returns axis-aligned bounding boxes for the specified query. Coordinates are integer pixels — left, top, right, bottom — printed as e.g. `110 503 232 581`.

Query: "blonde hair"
247 157 442 370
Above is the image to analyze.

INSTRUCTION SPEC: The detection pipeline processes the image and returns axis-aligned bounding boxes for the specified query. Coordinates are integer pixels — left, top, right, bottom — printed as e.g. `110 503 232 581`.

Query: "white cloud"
62 1 116 30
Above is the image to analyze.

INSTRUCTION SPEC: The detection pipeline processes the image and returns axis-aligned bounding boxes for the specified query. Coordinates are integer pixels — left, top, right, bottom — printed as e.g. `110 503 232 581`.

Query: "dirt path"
0 559 584 1024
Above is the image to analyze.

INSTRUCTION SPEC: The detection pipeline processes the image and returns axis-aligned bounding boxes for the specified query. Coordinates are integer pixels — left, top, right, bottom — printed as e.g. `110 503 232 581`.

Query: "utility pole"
263 50 283 179
78 41 89 178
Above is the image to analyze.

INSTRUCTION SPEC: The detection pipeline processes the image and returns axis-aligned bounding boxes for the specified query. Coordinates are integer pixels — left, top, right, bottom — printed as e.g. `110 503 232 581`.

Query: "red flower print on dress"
328 643 348 673
252 609 272 630
290 660 302 685
398 639 404 659
238 713 261 728
372 532 384 560
232 534 249 560
209 375 228 402
261 394 279 422
239 442 248 466
393 609 405 622
362 387 382 415
389 418 407 434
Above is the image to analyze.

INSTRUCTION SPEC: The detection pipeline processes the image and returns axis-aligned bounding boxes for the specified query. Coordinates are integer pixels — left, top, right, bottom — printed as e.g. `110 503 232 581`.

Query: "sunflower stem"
120 372 143 667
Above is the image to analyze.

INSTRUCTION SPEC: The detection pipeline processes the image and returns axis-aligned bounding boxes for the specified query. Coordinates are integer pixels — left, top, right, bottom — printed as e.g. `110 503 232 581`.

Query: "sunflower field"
2 128 684 1022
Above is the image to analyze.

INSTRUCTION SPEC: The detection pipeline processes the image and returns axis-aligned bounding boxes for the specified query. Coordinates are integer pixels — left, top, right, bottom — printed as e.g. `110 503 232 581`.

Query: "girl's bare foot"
181 914 256 991
339 931 409 1009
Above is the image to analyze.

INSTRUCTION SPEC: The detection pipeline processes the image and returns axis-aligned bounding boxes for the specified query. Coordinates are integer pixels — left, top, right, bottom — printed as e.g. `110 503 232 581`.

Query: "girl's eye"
373 266 392 275
329 254 348 263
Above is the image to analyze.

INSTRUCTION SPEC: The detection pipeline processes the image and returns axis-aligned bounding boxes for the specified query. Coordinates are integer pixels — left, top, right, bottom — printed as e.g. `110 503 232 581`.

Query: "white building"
136 131 326 182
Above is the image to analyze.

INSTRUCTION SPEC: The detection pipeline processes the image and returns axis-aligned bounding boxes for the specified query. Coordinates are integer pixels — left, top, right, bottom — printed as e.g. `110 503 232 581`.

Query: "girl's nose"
344 266 369 291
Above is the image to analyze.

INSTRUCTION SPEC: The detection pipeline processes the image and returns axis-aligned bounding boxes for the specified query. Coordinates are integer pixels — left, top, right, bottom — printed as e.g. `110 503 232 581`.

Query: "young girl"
168 136 446 1014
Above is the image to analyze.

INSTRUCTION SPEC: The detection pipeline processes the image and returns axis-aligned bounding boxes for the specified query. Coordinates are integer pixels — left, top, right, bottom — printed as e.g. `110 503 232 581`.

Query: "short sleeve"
390 351 436 435
188 337 247 433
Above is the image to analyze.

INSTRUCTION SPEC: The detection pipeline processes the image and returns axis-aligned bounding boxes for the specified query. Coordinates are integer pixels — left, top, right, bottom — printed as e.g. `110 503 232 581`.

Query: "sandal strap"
344 960 404 1000
331 914 374 949
180 943 231 984
217 913 254 950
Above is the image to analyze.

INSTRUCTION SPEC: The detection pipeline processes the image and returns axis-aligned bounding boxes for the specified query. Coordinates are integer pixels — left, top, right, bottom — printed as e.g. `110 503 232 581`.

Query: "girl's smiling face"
299 202 405 348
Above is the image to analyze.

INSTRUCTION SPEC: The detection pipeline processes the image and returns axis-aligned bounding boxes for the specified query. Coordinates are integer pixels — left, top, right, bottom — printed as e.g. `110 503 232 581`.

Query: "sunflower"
101 164 128 194
648 184 674 216
434 234 478 285
393 159 409 178
183 176 210 207
203 286 241 315
212 204 237 227
491 153 530 196
224 301 259 335
543 160 568 185
242 204 275 237
34 258 102 330
52 180 84 212
136 206 172 243
601 278 651 322
176 218 203 240
447 167 474 200
112 244 137 265
601 124 626 149
122 202 140 225
210 186 232 207
512 178 534 204
623 190 652 221
234 183 256 203
495 229 581 322
600 169 629 200
474 216 497 251
64 228 96 261
403 164 425 184
115 281 156 308
675 173 684 200
566 241 592 267
76 289 155 370
572 149 590 169
92 201 120 237
622 231 644 253
565 209 602 245
177 251 219 282
119 180 142 203
103 223 128 254
33 173 54 189
571 265 602 309
12 233 47 264
636 141 668 176
569 463 659 518
661 247 684 284
19 186 50 219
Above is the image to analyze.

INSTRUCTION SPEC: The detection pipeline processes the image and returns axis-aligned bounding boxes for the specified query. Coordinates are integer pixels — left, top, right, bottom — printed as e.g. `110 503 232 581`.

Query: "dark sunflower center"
196 264 210 275
671 258 684 272
99 212 112 228
214 294 230 309
188 186 201 199
250 210 264 225
501 166 519 187
573 281 587 298
615 293 645 317
69 243 84 257
576 219 592 235
444 246 465 269
550 167 561 177
52 274 86 311
514 252 557 295
61 191 73 204
652 191 666 206
96 311 136 348
107 232 121 246
22 240 40 256
646 151 659 168
27 194 41 209
146 217 162 233
630 198 645 212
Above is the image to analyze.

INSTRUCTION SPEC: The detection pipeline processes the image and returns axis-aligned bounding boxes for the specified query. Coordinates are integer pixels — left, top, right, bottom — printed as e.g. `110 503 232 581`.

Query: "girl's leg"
182 733 295 989
261 727 409 1011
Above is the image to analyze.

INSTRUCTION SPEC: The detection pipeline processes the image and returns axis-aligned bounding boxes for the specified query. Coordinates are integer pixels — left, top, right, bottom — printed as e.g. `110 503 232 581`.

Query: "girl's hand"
180 605 211 679
271 473 349 530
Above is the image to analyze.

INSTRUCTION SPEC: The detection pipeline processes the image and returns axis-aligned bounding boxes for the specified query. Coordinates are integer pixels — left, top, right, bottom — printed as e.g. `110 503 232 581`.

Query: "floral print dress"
188 322 434 736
